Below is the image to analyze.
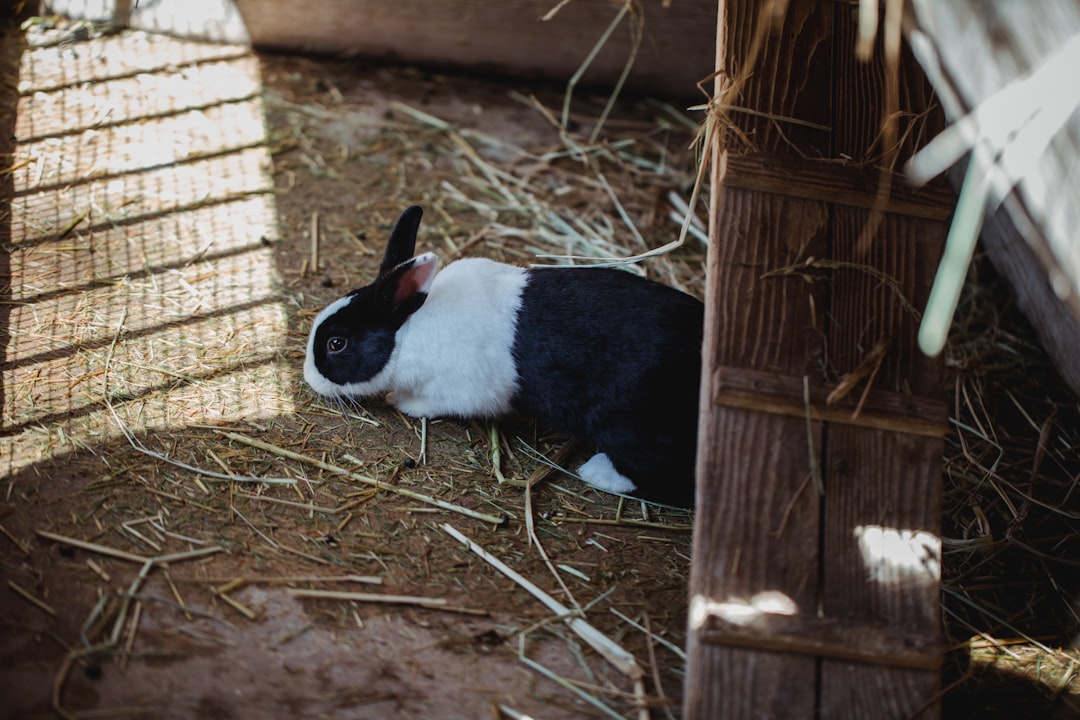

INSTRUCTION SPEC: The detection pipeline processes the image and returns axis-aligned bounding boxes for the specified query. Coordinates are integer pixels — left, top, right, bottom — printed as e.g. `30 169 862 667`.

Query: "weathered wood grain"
687 407 822 718
823 210 943 720
48 0 717 97
723 154 952 221
820 426 943 720
686 188 829 716
716 0 833 155
687 1 947 717
824 26 945 716
687 6 832 711
712 365 948 437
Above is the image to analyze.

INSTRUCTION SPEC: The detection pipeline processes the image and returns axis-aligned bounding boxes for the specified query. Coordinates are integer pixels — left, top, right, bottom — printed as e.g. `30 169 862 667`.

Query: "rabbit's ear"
380 252 438 315
379 206 424 276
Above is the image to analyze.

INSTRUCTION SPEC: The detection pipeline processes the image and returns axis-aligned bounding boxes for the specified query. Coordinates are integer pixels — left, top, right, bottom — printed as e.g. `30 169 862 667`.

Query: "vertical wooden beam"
686 1 947 717
686 188 828 718
686 2 833 717
818 9 945 714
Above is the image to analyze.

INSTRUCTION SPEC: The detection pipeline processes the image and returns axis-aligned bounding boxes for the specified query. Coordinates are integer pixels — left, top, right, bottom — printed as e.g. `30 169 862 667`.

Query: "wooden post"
685 2 950 718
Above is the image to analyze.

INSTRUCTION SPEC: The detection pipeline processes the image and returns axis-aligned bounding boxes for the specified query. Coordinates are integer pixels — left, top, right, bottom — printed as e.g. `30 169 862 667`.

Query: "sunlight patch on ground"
1 27 291 476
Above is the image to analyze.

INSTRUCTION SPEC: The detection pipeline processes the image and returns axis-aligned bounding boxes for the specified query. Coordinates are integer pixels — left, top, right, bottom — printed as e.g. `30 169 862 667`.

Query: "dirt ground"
6 10 1080 720
1 15 700 720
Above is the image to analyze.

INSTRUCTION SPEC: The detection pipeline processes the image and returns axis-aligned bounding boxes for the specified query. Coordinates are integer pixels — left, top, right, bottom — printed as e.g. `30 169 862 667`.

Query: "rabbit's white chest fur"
382 258 527 418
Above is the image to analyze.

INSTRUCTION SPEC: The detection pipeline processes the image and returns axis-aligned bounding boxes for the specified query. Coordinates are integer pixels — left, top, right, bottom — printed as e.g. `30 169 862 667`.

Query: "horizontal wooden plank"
236 0 717 97
722 153 953 221
711 366 948 438
49 0 716 97
699 615 943 671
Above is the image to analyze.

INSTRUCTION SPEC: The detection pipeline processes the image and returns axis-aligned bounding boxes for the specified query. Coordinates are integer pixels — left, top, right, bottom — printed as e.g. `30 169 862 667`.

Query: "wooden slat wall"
685 2 949 718
236 0 717 98
47 0 718 98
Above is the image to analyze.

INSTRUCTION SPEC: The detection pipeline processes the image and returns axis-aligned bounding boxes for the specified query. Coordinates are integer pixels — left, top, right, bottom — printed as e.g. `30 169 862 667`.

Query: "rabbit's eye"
327 337 347 354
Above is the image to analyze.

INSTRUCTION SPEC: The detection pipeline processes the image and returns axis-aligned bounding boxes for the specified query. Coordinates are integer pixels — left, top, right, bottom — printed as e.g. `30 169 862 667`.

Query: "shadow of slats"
2 28 294 479
10 146 274 247
12 100 268 190
9 194 278 303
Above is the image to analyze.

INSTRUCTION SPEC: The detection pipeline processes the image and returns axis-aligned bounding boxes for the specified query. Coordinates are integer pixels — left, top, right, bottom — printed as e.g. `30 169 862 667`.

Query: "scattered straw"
11 14 1080 716
517 636 625 720
310 210 320 273
288 588 487 616
175 574 382 585
42 534 225 720
761 258 920 319
0 523 31 555
10 21 700 716
216 591 257 621
222 431 507 526
8 579 57 616
98 310 298 487
611 607 686 662
36 529 150 564
86 558 111 582
554 517 692 532
442 522 647 718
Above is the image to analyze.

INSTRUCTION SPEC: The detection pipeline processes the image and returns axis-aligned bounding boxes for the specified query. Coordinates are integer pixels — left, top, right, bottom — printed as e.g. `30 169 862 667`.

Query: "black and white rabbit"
304 205 703 507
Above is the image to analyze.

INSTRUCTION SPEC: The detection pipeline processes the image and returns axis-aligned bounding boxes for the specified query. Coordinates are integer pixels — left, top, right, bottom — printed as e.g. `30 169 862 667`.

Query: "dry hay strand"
381 96 708 294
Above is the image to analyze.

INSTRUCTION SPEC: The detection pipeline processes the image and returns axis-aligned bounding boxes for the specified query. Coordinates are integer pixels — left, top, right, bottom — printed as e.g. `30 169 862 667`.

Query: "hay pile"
942 255 1080 717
